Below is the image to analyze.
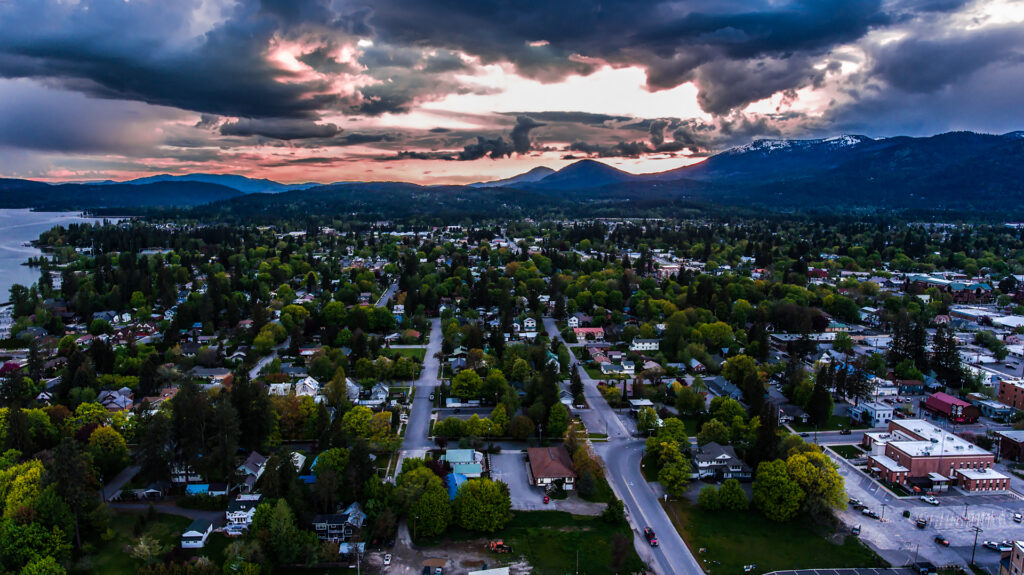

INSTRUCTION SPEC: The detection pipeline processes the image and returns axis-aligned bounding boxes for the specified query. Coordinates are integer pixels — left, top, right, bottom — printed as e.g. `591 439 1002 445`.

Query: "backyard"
72 511 192 575
664 499 886 574
830 444 867 459
389 347 427 361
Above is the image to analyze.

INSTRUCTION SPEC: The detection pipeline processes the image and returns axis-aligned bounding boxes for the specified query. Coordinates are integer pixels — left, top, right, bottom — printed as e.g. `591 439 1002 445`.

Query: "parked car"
852 524 861 535
934 535 950 547
1014 512 1022 523
916 518 928 529
919 495 940 506
984 541 1002 551
839 428 852 435
435 568 444 575
999 541 1014 552
861 508 880 519
384 554 391 566
543 495 550 504
848 498 861 507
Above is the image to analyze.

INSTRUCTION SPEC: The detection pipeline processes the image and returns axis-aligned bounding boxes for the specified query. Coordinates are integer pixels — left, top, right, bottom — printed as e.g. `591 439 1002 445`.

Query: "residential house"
629 338 661 352
181 519 213 548
693 442 753 480
225 494 262 528
523 317 537 330
237 451 268 492
526 446 576 490
312 502 366 542
573 327 605 341
97 388 133 411
440 449 486 477
358 383 389 408
295 376 321 398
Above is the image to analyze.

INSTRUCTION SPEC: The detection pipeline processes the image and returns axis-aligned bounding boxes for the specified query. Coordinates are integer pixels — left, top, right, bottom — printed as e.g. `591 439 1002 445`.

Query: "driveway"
490 451 540 510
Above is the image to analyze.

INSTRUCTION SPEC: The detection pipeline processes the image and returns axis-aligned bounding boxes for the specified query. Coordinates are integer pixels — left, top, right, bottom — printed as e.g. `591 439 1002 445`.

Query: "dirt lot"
369 522 533 575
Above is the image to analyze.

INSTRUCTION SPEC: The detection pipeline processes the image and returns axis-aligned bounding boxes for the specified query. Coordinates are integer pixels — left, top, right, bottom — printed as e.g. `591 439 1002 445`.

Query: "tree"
546 403 569 438
753 459 804 522
657 460 691 497
697 418 730 446
709 397 745 423
786 451 844 516
636 407 659 436
452 478 512 532
508 415 534 441
806 379 833 428
410 484 451 538
698 485 721 510
128 535 166 564
20 556 67 575
249 499 318 565
45 439 95 549
451 370 483 399
489 405 509 436
932 324 964 389
87 426 129 480
717 478 749 511
342 406 373 437
832 331 854 356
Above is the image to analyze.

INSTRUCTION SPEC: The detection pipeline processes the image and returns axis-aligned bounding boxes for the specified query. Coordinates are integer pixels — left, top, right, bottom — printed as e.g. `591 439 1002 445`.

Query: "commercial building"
999 541 1024 575
996 430 1024 463
999 379 1024 411
864 419 1006 492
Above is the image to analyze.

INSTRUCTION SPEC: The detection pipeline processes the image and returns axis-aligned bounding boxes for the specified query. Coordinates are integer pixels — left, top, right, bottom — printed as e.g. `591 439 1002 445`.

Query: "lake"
0 209 115 302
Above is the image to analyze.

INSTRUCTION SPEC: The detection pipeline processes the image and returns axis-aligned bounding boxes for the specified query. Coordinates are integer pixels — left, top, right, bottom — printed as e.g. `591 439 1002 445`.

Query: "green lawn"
418 511 643 575
74 511 191 575
664 499 886 574
584 365 605 379
830 444 866 459
791 415 869 432
389 347 426 361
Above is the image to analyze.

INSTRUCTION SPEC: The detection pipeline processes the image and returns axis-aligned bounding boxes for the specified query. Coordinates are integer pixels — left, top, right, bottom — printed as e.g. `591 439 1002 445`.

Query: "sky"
0 0 1022 185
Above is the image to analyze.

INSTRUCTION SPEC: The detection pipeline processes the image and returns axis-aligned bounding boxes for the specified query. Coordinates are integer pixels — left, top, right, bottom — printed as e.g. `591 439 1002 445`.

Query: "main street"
545 317 705 575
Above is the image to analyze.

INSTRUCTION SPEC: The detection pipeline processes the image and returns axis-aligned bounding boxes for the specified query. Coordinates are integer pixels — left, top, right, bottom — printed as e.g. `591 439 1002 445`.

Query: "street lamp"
880 503 888 521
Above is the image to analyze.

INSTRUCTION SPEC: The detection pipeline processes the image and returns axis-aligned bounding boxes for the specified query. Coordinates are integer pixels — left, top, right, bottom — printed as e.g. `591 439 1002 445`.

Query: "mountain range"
1 130 1023 215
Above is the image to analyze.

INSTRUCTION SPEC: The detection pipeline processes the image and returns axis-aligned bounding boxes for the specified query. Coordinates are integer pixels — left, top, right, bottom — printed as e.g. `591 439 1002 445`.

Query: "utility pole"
880 503 889 521
963 502 970 521
970 525 983 565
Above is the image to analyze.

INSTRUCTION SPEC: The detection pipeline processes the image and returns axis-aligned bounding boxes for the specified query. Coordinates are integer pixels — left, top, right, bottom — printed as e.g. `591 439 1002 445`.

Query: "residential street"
376 280 399 308
545 317 705 575
395 317 442 475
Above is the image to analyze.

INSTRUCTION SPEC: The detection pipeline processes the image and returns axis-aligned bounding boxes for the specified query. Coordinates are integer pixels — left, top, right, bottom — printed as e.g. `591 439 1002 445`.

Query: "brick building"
998 378 1024 411
863 419 1006 492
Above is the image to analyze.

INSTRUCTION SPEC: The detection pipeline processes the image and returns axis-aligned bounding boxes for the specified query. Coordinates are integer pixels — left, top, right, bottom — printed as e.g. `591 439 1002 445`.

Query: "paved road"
376 280 399 308
248 335 290 380
109 501 224 525
395 318 442 474
101 464 140 501
545 317 704 575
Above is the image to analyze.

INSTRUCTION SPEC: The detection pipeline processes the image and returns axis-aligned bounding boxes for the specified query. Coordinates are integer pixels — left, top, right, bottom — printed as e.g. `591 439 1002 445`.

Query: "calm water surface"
0 209 115 302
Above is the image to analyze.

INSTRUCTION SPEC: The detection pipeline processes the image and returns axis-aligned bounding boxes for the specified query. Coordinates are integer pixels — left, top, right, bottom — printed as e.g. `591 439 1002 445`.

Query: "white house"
225 494 262 529
268 383 291 396
295 376 321 397
850 401 894 427
567 316 579 328
629 338 661 352
693 442 752 480
181 519 213 548
523 317 537 330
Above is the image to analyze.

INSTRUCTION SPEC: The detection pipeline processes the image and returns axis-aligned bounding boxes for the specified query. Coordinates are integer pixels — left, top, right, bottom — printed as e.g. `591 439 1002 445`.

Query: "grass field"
664 499 886 574
791 415 869 432
73 511 191 575
419 511 643 575
830 444 866 459
389 347 427 361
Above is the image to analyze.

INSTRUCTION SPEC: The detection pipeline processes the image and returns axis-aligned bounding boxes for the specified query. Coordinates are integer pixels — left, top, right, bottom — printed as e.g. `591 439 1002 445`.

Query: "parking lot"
488 450 606 515
834 453 1024 570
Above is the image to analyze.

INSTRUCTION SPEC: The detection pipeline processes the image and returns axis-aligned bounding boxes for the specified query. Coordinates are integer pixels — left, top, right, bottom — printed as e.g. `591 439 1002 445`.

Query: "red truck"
921 392 980 423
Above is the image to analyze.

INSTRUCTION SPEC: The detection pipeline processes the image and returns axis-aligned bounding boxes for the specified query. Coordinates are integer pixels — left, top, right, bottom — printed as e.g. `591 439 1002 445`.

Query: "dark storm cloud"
649 119 669 146
509 116 545 154
569 140 653 158
220 118 341 140
870 26 1024 93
